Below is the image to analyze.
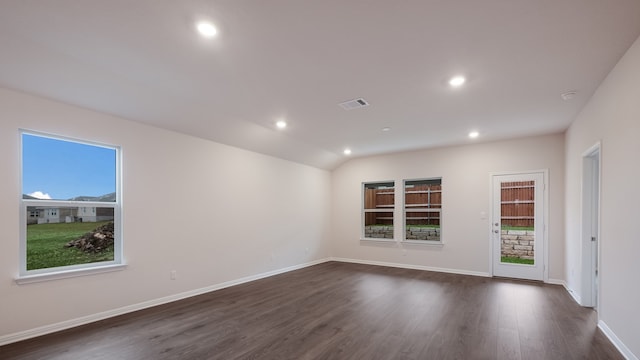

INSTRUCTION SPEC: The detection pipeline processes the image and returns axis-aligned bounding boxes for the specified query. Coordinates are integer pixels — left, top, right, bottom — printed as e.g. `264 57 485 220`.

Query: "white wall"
0 88 331 340
565 34 640 358
331 133 565 279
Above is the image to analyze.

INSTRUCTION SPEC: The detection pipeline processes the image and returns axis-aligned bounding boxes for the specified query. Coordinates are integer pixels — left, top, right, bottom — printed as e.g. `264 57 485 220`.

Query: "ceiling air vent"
338 98 369 110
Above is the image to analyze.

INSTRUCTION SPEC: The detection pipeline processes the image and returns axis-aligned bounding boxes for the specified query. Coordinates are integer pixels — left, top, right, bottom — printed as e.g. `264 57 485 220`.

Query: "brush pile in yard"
65 222 114 253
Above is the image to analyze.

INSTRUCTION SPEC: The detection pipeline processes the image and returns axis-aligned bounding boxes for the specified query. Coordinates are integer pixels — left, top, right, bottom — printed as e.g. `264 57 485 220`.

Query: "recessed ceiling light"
381 127 392 132
468 131 479 139
561 90 577 101
276 120 287 129
449 76 466 87
343 148 352 155
196 22 218 38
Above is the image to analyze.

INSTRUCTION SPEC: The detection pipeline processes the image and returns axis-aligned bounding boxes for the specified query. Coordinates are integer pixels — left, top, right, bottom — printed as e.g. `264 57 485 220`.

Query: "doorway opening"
581 143 600 308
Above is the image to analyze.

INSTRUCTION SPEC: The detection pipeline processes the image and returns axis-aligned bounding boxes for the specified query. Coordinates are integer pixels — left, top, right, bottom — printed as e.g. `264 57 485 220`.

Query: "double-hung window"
362 181 395 240
19 131 123 282
404 178 442 243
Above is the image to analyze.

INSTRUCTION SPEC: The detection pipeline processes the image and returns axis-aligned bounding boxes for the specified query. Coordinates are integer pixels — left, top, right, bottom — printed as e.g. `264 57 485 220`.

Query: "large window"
19 131 122 281
362 181 395 240
404 178 442 243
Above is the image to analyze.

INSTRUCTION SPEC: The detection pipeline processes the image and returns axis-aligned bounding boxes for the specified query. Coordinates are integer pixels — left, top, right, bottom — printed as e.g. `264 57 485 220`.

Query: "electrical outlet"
170 270 177 280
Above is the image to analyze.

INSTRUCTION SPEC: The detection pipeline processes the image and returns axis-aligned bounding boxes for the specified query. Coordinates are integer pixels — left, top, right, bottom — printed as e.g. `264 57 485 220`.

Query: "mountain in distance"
22 192 116 202
68 192 116 202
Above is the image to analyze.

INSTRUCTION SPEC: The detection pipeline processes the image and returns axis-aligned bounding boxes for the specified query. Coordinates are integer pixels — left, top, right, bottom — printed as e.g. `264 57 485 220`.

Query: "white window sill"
360 238 397 243
402 240 444 246
15 263 127 285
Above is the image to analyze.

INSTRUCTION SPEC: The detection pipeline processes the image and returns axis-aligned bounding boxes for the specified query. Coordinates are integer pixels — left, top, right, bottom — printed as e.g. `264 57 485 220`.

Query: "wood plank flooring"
0 262 623 359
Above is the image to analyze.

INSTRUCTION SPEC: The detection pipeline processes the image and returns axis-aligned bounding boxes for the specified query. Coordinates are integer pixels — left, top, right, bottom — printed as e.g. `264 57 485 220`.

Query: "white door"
492 172 545 281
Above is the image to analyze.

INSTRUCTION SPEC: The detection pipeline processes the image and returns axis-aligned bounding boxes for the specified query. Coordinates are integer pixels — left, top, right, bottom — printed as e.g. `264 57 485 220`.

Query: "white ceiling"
1 1 640 169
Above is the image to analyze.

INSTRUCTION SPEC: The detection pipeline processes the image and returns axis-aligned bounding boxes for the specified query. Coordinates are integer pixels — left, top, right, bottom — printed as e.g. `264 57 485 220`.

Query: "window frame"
403 178 443 244
17 130 125 284
361 181 396 241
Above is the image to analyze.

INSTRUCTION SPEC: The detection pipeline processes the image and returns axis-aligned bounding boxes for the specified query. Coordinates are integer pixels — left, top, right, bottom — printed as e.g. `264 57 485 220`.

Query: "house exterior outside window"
18 131 124 283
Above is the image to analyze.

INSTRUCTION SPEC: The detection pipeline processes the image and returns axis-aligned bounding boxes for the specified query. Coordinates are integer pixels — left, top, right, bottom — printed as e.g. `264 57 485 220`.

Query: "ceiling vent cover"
339 98 369 110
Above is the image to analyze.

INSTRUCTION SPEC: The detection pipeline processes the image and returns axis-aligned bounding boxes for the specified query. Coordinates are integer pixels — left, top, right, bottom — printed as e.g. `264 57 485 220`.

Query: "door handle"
494 222 499 227
494 230 499 233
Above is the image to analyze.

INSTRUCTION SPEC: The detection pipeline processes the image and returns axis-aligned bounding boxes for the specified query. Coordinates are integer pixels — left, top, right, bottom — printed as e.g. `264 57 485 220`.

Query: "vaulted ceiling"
1 1 640 169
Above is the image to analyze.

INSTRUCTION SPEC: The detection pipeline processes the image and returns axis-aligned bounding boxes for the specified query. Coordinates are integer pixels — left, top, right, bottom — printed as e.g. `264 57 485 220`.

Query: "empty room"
1 1 640 359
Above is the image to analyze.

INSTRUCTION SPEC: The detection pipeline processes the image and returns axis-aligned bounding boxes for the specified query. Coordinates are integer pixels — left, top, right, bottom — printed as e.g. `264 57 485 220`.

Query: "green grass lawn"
501 225 534 231
501 256 534 265
368 224 440 228
27 221 114 270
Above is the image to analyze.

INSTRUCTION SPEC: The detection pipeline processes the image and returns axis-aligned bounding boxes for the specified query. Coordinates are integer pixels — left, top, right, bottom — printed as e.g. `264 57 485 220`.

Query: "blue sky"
22 133 116 200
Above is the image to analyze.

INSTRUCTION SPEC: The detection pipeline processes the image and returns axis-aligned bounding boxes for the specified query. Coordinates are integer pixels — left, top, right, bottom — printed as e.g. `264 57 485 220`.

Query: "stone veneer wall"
501 229 534 259
405 227 440 241
364 226 441 241
364 226 394 239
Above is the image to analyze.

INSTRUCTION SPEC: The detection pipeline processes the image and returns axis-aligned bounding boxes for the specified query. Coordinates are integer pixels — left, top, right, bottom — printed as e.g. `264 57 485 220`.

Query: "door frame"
581 142 601 308
490 170 549 282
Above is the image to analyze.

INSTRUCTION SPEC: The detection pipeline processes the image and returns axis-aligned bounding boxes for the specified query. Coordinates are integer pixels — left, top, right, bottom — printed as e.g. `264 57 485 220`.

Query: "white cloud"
28 191 52 199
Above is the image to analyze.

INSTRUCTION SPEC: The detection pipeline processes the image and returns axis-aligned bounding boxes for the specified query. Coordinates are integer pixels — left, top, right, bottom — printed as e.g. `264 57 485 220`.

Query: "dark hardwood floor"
1 262 622 360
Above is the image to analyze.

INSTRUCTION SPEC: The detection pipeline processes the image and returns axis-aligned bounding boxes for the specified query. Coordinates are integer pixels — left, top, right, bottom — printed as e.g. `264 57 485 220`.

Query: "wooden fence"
364 184 441 226
364 181 535 228
364 186 394 226
500 181 534 227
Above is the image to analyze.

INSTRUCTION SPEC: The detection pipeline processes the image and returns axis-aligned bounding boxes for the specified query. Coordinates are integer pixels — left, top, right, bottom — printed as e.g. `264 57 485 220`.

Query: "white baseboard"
565 285 582 305
546 278 565 286
329 257 491 278
598 320 638 360
548 280 588 307
0 258 331 347
547 279 583 305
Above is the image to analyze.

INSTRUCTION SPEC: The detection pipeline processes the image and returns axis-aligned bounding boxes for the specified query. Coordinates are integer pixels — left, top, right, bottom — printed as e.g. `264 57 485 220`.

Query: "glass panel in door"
500 181 535 265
